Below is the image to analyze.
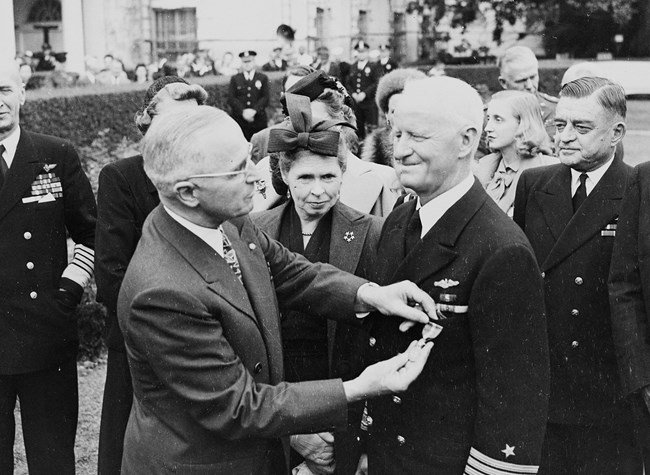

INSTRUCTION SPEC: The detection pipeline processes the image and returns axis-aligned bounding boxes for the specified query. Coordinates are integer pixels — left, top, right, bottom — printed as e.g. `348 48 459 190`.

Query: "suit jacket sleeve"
513 169 530 229
465 243 550 472
255 225 368 321
608 166 650 396
228 76 244 116
95 164 139 315
127 284 349 440
253 74 270 114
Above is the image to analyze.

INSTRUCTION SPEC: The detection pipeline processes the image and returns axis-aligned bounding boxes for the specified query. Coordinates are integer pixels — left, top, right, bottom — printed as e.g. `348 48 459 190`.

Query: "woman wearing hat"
252 93 382 475
474 90 557 217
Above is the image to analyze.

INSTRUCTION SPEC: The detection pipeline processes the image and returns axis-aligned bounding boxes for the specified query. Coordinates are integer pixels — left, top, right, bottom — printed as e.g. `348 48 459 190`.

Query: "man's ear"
611 121 626 148
459 126 479 157
280 168 289 186
498 76 507 90
173 181 200 208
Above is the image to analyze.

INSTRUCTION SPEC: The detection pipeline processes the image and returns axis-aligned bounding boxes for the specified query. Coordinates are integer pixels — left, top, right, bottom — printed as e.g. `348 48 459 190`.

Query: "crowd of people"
2 36 650 475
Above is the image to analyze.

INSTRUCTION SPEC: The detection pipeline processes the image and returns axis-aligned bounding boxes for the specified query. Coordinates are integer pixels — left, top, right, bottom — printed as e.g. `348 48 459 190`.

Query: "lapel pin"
434 278 459 289
344 231 355 242
43 164 57 172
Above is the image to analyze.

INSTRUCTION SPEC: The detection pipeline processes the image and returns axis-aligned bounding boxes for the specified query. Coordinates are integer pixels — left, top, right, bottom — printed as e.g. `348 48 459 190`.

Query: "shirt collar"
163 206 224 257
417 173 475 238
357 60 368 69
570 154 615 197
1 126 21 168
245 71 255 81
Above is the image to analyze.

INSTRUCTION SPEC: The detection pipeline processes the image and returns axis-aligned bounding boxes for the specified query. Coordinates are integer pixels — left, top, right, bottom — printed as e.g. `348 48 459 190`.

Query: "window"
154 8 198 56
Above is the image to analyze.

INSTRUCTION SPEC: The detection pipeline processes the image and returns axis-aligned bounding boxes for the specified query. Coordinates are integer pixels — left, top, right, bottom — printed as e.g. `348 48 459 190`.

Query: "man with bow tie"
228 50 270 140
0 60 96 474
514 77 642 474
362 76 549 475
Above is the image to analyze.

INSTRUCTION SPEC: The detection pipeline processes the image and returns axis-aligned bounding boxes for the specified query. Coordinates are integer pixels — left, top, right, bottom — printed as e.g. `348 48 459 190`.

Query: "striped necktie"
220 227 243 284
0 144 8 191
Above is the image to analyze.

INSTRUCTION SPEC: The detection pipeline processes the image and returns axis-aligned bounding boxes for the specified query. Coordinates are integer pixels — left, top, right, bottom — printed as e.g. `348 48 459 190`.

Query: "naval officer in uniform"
362 76 550 475
345 40 381 139
0 59 97 474
228 50 270 140
514 77 641 474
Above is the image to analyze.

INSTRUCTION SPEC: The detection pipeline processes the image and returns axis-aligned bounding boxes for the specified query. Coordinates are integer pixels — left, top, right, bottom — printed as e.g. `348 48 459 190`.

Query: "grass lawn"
13 357 107 475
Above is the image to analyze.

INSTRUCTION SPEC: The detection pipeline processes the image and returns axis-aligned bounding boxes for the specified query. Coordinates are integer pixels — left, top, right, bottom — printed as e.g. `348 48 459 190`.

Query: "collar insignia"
434 278 459 289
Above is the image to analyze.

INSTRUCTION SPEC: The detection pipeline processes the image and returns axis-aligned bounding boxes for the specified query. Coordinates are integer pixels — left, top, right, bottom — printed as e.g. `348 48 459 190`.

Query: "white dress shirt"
164 206 224 257
0 126 21 168
570 155 615 197
417 173 475 238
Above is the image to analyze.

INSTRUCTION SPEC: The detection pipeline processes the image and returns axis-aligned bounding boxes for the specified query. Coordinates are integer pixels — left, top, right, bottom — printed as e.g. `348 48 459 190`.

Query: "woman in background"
475 89 557 217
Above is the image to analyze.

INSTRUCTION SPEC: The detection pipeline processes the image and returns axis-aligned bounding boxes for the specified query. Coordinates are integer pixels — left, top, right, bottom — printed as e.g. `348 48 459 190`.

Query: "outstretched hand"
356 281 437 326
344 339 434 402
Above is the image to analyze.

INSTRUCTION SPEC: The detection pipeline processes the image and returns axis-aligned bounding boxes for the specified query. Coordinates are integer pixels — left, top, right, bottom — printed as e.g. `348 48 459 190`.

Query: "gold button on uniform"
396 435 406 446
571 340 579 348
571 309 579 316
365 416 373 427
392 395 402 404
369 337 376 347
249 243 256 250
574 277 583 285
29 291 37 299
24 232 32 240
26 262 34 270
541 272 545 278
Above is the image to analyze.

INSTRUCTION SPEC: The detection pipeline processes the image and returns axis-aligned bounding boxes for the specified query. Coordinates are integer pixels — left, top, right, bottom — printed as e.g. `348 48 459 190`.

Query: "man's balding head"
498 46 540 94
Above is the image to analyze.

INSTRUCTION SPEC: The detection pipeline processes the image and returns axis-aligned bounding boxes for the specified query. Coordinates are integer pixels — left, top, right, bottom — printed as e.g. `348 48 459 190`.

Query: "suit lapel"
534 165 573 241
232 220 285 383
329 203 368 274
542 159 629 271
0 132 48 221
388 182 486 285
153 208 258 324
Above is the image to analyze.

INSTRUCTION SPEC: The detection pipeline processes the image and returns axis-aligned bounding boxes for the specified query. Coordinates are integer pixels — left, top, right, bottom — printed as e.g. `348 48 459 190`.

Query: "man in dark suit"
262 47 288 72
0 61 96 474
608 161 650 468
345 41 381 139
363 76 549 475
95 76 208 475
228 50 270 140
514 77 641 474
313 46 342 80
118 104 437 474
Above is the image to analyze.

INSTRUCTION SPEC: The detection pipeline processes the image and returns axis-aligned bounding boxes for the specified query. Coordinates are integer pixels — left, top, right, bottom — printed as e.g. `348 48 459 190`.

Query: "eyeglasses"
185 143 253 180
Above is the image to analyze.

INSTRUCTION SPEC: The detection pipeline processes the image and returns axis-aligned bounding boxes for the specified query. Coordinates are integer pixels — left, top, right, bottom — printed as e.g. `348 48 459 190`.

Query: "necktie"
572 173 588 213
0 144 7 191
405 209 422 254
221 227 243 284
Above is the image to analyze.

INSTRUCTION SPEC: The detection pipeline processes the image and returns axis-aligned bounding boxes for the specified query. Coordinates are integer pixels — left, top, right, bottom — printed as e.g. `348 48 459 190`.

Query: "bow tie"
486 169 514 202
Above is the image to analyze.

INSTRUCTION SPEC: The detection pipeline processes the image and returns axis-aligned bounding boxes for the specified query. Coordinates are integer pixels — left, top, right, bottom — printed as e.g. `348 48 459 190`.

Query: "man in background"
228 50 270 140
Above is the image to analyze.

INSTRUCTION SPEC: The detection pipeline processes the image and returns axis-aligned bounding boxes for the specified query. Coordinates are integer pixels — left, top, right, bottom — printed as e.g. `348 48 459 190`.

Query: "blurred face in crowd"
484 98 519 151
357 49 369 62
0 62 26 141
282 153 342 222
554 94 625 172
499 57 539 94
393 95 464 204
19 64 33 84
241 57 255 73
135 65 148 83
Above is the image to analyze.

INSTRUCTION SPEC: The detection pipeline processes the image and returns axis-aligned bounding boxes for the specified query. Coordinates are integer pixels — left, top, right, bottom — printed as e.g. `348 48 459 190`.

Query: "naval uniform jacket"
513 158 632 425
345 61 381 106
228 71 270 132
0 130 96 374
118 206 368 475
364 181 549 475
95 155 160 353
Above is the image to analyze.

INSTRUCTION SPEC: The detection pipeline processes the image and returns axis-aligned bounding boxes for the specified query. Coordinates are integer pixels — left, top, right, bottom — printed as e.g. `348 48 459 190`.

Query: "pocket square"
22 195 41 204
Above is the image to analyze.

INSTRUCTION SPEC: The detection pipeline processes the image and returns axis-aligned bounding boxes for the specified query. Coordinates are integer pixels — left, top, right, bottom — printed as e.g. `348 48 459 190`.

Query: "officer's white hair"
498 46 538 73
402 76 484 133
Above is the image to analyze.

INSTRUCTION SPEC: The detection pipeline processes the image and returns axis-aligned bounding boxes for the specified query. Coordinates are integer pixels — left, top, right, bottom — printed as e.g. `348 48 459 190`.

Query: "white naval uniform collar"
357 60 368 70
164 206 224 257
245 71 255 81
570 154 615 197
0 126 21 168
417 173 475 238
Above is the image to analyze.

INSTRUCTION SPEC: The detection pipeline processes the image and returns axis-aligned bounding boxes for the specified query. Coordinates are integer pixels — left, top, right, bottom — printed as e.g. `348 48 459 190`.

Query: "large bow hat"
268 93 353 157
